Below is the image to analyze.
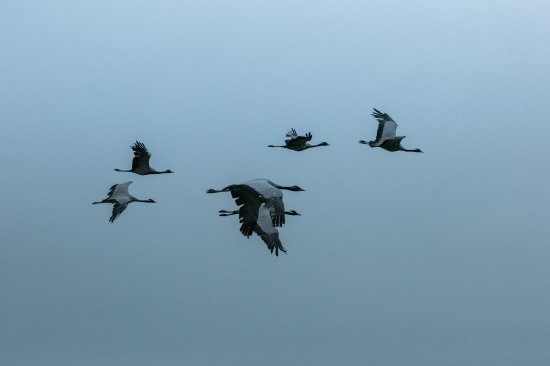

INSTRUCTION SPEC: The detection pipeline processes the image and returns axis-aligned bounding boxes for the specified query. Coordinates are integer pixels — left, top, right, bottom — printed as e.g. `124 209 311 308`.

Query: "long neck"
273 184 295 191
114 168 132 172
268 145 287 148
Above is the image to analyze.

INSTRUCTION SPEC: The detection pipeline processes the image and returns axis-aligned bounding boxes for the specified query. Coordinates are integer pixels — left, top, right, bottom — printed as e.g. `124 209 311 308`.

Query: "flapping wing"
109 181 132 199
245 179 286 227
131 141 151 170
109 203 128 223
230 184 263 237
372 108 397 142
254 204 287 256
285 128 298 139
266 196 285 227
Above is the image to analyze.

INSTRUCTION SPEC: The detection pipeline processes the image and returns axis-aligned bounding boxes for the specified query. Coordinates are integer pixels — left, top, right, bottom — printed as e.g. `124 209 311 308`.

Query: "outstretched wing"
131 141 151 170
109 202 128 223
254 204 287 256
372 108 398 143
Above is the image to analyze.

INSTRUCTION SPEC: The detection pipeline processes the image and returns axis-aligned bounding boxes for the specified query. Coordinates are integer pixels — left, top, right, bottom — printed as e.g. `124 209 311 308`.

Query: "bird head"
358 140 376 147
286 210 301 216
289 186 305 192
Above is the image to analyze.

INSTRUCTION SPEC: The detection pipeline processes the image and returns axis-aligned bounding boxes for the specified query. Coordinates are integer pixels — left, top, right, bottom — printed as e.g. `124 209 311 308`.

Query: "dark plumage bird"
268 129 329 151
219 205 301 256
207 178 304 235
114 141 174 175
92 181 156 223
359 108 423 153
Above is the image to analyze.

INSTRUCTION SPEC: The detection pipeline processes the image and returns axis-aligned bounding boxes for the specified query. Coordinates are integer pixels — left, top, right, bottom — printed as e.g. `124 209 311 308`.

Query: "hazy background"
1 0 549 365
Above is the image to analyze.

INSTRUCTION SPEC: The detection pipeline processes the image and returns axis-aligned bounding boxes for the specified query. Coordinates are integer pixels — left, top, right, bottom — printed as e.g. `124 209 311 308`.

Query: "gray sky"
1 0 549 365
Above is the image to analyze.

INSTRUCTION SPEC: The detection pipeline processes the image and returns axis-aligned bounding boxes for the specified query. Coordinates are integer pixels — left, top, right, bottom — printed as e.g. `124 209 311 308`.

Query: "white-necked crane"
115 141 174 175
219 205 301 256
92 181 156 223
268 129 329 151
359 108 423 153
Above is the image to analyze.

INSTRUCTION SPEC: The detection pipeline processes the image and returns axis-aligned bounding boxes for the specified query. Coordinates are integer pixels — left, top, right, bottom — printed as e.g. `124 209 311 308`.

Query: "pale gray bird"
92 181 156 223
359 108 423 153
207 178 304 232
268 128 329 151
219 204 301 256
115 141 174 175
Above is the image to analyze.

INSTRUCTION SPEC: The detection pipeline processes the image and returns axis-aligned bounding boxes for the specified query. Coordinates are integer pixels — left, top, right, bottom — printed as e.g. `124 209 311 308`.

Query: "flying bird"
115 141 174 175
359 108 423 153
207 178 304 231
219 205 301 256
268 129 329 151
92 181 156 223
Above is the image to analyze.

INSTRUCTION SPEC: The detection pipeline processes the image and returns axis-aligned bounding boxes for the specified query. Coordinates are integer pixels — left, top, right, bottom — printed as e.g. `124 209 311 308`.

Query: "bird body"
115 141 174 175
359 108 423 153
268 129 329 151
92 181 156 223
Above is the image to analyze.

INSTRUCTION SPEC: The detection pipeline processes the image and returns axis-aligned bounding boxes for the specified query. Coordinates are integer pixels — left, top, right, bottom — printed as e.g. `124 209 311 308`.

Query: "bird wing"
372 108 398 142
109 181 132 198
245 179 286 227
267 196 285 227
254 204 287 256
131 141 151 170
109 202 128 223
229 184 263 237
285 128 298 139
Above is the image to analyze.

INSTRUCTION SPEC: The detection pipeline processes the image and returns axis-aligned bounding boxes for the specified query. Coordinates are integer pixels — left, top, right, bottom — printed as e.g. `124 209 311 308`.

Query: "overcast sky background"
1 0 549 365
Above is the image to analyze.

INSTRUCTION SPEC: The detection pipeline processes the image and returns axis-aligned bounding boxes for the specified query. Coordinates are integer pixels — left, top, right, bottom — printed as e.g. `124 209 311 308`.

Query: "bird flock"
93 108 422 256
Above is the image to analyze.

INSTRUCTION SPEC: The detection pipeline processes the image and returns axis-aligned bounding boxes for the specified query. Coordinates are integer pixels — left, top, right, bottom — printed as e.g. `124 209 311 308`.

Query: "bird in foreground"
359 108 423 153
92 181 156 223
268 128 330 151
219 205 301 256
114 141 174 175
207 178 304 234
